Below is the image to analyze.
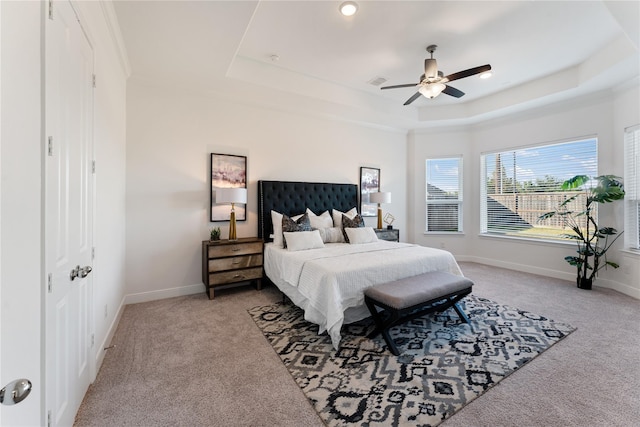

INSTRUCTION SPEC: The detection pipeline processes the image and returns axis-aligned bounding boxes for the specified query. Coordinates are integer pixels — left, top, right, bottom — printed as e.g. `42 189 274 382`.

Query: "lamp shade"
369 191 391 204
216 187 247 204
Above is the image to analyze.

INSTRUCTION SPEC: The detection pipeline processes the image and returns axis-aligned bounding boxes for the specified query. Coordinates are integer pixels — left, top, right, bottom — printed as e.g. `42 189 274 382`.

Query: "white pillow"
345 227 378 244
271 210 302 247
332 207 357 229
283 230 325 251
306 208 333 229
317 227 345 243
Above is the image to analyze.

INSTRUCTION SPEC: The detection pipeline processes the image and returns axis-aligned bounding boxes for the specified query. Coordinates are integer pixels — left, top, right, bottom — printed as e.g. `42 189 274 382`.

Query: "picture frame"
210 153 247 222
360 167 380 217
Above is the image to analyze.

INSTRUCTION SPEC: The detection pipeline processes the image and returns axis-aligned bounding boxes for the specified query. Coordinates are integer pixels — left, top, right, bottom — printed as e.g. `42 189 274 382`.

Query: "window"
624 125 640 251
426 157 462 233
480 138 597 241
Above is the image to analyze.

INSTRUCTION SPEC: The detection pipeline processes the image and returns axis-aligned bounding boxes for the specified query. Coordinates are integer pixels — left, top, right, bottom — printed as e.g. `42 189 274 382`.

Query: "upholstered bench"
364 271 474 356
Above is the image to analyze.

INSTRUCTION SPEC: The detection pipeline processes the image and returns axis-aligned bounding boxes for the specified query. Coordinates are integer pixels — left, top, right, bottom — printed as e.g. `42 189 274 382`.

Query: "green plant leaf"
598 227 618 235
562 175 589 190
564 256 583 266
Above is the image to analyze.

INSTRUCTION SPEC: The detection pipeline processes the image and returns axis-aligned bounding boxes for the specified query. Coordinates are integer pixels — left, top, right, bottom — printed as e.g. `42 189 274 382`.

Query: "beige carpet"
75 263 640 426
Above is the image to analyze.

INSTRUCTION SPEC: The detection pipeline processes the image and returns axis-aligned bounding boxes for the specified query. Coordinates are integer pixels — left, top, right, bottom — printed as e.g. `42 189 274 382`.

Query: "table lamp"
216 187 247 240
369 191 391 229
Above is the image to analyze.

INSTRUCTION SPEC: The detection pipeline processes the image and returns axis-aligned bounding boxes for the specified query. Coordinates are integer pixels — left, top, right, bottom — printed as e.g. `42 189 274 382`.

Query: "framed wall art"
210 153 247 222
360 166 380 217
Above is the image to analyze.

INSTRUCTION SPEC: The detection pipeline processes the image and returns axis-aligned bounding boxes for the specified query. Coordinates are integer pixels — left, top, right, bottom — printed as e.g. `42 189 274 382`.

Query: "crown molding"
100 0 131 78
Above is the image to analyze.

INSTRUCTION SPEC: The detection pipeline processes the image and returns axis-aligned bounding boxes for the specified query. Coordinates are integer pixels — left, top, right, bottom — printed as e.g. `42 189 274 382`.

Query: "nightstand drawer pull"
231 248 241 252
233 274 243 279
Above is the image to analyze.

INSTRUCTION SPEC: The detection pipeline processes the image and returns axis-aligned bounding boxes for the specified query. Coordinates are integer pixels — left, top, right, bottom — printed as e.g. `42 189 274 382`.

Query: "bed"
257 180 463 349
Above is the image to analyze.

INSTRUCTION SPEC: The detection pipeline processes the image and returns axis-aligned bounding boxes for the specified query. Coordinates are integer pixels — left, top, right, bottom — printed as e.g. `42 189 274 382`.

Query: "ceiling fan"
381 45 491 105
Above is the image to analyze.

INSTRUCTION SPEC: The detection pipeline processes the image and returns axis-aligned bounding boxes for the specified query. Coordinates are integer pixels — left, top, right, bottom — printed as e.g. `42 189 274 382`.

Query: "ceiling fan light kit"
339 1 358 16
418 82 446 99
380 44 491 105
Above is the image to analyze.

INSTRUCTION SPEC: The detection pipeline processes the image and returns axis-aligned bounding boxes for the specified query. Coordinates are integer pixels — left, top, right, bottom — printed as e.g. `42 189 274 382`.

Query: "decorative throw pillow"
282 213 312 248
271 210 303 247
332 207 358 229
345 227 378 244
317 227 345 243
341 213 364 243
283 230 325 251
306 208 333 229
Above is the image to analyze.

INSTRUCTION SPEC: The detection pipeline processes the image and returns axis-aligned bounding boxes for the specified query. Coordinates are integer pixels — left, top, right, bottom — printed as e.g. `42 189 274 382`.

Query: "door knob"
0 379 32 405
79 265 92 278
70 265 80 281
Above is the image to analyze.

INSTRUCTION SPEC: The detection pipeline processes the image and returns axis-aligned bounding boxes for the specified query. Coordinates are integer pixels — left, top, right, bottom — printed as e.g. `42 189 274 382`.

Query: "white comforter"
264 241 463 349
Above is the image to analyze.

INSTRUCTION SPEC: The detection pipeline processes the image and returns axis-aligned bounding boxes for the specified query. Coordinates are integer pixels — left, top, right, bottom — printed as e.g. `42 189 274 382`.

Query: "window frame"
425 156 463 234
479 137 598 243
624 125 640 252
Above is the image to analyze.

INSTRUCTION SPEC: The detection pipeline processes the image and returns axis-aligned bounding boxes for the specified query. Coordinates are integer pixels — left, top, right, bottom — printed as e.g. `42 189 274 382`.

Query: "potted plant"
210 227 221 241
539 175 625 290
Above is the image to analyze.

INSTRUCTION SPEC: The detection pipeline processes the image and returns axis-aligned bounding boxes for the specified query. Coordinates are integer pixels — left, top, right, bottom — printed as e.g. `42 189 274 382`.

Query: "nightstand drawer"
208 254 263 272
207 241 263 258
209 267 263 286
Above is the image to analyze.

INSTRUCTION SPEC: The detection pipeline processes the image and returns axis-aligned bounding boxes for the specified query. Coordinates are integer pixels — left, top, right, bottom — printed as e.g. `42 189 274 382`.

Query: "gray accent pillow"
282 213 312 248
341 213 364 243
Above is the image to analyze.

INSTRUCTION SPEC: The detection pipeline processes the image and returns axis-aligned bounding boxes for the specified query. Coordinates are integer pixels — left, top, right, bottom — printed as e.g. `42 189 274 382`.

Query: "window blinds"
624 125 640 250
426 157 462 233
480 138 597 240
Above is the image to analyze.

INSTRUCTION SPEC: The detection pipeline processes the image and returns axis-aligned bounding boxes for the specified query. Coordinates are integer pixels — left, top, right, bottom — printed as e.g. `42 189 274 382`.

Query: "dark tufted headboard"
258 180 359 242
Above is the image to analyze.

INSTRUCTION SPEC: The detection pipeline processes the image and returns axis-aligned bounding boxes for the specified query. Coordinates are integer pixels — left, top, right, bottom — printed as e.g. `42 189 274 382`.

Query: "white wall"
409 84 640 298
124 80 407 301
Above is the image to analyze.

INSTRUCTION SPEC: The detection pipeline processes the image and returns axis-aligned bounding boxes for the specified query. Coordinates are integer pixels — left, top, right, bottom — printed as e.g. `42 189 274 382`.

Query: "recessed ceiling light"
339 1 358 16
480 71 493 79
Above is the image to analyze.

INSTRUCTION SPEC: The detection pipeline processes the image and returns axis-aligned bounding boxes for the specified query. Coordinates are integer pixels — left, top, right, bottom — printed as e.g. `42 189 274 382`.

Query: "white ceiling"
112 0 640 130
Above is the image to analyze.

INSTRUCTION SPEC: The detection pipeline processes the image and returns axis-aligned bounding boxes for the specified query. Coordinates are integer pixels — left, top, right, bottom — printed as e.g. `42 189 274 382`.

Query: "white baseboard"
93 294 126 378
123 283 204 305
457 255 640 299
594 277 640 299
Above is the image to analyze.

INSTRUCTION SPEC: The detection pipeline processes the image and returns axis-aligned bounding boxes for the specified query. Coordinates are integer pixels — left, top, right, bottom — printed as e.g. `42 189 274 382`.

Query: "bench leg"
381 328 401 356
453 302 470 324
365 297 402 356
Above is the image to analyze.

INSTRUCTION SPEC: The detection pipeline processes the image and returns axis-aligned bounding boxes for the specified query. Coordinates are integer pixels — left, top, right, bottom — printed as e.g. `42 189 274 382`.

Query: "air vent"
367 76 387 86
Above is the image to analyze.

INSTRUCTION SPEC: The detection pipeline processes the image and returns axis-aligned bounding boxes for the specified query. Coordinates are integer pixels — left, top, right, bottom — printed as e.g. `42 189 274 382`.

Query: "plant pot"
577 277 593 290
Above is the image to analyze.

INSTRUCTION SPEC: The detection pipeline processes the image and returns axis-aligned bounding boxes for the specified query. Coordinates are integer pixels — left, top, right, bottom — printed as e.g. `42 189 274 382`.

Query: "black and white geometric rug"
248 295 575 427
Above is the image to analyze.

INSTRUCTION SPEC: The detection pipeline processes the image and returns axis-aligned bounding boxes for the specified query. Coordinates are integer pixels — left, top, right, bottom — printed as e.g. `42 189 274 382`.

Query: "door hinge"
48 136 53 156
92 247 95 260
91 334 95 348
47 410 52 427
47 273 53 293
92 160 96 173
92 74 96 88
48 0 53 20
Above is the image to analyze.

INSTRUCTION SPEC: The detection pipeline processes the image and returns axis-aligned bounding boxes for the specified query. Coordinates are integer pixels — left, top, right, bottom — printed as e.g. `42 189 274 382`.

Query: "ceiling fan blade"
442 85 465 98
403 92 422 105
380 83 419 90
442 64 491 83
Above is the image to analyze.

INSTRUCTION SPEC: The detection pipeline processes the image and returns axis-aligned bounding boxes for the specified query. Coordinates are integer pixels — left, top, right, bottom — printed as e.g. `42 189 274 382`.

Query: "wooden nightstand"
201 237 264 299
374 228 400 242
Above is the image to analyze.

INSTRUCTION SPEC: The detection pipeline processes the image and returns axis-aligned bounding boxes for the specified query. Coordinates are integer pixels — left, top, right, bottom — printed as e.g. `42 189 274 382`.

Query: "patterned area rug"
248 295 575 427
